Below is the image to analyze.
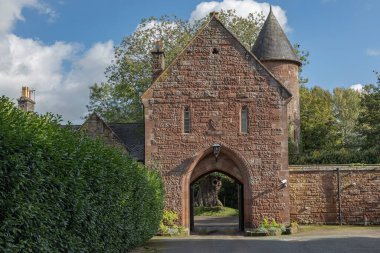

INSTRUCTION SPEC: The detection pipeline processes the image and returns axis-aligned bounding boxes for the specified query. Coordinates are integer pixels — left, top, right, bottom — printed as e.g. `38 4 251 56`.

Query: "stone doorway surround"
181 145 252 231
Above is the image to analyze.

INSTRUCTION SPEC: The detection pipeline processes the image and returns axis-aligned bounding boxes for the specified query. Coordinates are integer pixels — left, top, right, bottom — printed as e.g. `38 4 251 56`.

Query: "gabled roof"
108 123 145 162
142 12 293 101
80 112 127 149
251 7 301 65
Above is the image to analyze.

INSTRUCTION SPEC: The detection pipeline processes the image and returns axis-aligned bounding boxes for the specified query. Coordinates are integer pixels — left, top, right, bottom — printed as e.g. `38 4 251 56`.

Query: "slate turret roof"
251 7 301 65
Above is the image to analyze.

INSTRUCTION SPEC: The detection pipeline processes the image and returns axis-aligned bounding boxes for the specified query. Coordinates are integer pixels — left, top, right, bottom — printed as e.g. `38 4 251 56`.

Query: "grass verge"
194 206 239 217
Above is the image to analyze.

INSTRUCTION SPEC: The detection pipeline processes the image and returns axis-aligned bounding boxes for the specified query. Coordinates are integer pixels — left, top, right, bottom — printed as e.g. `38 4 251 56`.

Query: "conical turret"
252 6 300 64
252 7 301 151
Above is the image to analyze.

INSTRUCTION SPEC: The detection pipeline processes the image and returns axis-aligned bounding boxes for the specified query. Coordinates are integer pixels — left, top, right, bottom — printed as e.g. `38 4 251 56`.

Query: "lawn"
194 206 239 217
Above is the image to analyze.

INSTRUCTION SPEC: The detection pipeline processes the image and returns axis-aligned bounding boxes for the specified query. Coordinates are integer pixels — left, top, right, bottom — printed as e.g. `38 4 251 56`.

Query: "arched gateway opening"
181 145 252 233
190 171 243 234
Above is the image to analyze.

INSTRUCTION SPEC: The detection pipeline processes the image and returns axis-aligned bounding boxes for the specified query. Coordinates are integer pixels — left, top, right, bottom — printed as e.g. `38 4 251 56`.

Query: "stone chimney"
17 86 35 112
151 40 165 81
209 11 219 18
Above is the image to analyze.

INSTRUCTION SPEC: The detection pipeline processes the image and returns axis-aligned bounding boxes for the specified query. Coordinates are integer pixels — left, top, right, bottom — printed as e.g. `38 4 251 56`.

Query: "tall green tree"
332 87 361 149
357 71 380 152
300 85 339 153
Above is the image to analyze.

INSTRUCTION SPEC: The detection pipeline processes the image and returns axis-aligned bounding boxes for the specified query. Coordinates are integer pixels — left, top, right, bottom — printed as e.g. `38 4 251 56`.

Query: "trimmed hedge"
290 149 380 165
0 96 164 252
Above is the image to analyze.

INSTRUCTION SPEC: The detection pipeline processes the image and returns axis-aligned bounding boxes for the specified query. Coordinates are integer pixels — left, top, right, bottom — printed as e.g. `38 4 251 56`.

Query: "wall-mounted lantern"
213 143 221 161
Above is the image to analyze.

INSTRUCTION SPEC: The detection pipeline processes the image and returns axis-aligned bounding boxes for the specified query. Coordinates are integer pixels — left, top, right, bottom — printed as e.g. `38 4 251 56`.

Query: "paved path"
194 216 239 227
141 227 380 253
193 216 239 234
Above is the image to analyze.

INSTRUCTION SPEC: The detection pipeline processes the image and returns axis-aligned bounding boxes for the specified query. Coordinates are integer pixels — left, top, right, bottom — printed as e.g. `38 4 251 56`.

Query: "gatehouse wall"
289 165 380 225
142 16 292 229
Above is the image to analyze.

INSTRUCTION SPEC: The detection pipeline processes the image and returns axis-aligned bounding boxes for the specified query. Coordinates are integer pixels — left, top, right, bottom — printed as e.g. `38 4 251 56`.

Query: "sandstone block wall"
262 61 300 146
142 17 292 229
289 165 380 225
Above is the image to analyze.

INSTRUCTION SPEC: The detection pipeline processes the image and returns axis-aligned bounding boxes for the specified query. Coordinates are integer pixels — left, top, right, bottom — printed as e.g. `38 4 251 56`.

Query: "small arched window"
241 106 248 133
184 107 190 133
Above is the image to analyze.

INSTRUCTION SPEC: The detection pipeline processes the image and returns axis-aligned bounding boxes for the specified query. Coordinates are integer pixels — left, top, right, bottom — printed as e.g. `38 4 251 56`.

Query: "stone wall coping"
289 164 380 172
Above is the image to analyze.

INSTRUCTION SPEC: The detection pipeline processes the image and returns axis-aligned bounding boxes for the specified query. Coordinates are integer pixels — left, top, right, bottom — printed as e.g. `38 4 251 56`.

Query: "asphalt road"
143 226 380 253
147 236 380 253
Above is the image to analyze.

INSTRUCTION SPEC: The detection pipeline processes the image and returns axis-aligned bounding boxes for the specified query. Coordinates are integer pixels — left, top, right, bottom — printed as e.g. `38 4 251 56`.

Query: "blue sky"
1 0 379 123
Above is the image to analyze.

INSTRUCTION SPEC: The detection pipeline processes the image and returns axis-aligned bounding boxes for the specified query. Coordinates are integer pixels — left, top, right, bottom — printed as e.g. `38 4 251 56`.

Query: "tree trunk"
194 175 223 207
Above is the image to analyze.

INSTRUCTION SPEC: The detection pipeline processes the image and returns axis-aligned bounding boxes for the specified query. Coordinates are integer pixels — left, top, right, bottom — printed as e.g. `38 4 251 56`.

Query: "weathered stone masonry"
289 165 380 225
142 14 293 229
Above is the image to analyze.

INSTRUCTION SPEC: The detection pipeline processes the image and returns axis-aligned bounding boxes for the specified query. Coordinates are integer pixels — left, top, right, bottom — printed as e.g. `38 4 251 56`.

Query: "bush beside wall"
0 96 164 252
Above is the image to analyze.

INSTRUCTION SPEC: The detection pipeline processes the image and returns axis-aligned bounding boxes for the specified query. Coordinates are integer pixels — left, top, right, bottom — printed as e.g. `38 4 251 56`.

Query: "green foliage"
0 96 164 252
261 217 281 229
158 210 186 236
215 172 238 209
252 217 282 236
293 43 310 85
194 206 239 217
193 172 239 209
333 87 361 148
293 73 380 165
300 85 339 152
357 71 380 153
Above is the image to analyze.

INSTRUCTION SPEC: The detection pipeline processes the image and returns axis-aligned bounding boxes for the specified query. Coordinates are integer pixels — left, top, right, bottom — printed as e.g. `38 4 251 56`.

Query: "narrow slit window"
241 107 248 133
184 107 190 133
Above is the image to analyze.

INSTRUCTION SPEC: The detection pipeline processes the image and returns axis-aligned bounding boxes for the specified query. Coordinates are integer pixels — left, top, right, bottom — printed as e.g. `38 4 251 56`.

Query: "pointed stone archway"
190 170 244 233
181 145 253 232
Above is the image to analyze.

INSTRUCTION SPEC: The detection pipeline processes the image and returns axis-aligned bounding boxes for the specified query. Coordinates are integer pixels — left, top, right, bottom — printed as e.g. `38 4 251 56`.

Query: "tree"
194 174 223 207
299 85 339 153
293 43 310 85
357 71 380 152
332 87 361 149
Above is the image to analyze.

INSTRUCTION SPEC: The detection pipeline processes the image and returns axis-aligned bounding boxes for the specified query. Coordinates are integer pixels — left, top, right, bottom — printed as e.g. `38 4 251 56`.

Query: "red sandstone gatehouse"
142 10 300 231
19 8 379 231
74 10 380 230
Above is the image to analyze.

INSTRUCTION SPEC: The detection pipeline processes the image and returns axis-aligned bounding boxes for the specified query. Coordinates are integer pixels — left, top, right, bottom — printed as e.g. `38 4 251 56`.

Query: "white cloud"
190 0 290 32
0 0 56 36
0 36 114 124
367 49 380 57
0 0 114 124
350 83 363 92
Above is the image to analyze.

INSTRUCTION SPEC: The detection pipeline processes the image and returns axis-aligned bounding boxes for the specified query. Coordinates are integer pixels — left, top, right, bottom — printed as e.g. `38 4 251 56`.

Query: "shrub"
158 210 186 236
256 217 282 236
0 96 164 252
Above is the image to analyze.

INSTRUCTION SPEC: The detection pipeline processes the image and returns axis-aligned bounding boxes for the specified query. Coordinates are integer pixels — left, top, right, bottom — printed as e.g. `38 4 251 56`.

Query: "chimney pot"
22 86 29 98
154 40 163 53
18 86 35 112
209 11 219 18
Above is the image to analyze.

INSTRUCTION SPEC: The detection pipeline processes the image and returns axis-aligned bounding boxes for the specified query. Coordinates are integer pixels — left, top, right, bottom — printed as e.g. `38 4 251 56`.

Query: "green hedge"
0 96 164 252
290 149 380 165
